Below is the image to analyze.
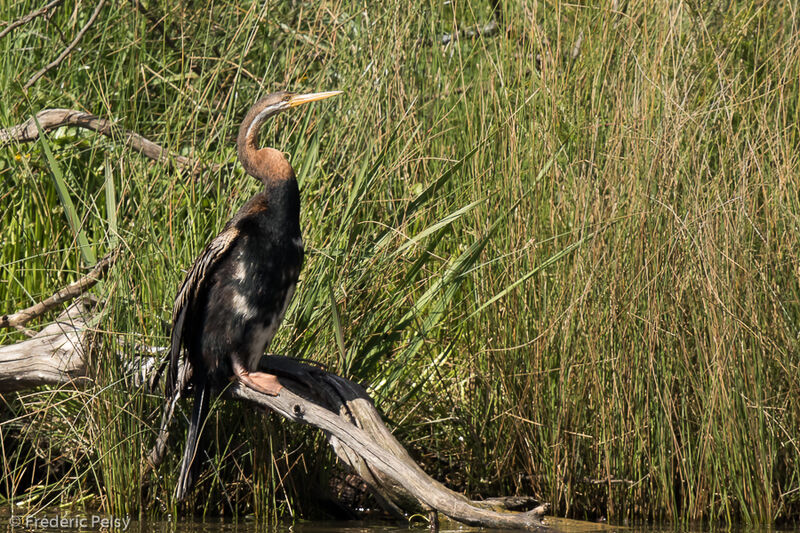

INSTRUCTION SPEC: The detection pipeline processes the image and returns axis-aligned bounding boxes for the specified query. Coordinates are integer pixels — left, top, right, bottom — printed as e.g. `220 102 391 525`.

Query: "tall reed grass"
1 0 798 525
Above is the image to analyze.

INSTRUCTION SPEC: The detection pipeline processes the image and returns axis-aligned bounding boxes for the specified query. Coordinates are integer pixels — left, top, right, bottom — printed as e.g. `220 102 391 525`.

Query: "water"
158 519 796 533
3 514 798 533
131 518 799 533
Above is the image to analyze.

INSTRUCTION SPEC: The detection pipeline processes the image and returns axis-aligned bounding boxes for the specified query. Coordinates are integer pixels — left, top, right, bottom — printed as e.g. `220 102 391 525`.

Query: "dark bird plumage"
159 90 340 501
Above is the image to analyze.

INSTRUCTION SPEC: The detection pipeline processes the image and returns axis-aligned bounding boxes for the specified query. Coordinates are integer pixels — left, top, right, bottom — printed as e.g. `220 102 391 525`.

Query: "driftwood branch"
1 253 115 331
234 361 550 529
0 0 63 40
0 298 93 391
23 0 107 89
0 299 552 530
0 109 216 173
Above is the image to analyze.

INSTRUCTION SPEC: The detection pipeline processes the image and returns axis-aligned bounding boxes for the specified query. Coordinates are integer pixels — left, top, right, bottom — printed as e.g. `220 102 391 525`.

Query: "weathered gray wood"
0 109 216 173
0 300 92 391
234 362 550 530
0 302 551 530
1 255 114 331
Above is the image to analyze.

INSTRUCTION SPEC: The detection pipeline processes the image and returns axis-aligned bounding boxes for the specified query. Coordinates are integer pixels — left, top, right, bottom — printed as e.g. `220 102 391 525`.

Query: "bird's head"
237 90 341 184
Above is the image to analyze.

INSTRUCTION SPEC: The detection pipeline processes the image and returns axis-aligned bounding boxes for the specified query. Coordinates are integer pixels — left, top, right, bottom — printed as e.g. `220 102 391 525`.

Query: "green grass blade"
104 160 118 250
328 283 347 374
469 235 590 319
33 116 96 266
390 198 484 258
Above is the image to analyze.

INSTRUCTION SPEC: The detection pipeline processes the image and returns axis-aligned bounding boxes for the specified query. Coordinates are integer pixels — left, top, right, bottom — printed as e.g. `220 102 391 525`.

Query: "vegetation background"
1 0 798 526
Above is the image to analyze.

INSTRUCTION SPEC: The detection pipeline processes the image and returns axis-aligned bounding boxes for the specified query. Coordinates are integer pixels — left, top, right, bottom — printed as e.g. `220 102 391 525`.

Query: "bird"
161 90 341 501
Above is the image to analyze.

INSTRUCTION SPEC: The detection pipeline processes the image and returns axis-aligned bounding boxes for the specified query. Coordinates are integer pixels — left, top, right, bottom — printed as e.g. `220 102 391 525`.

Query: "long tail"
175 381 210 501
145 353 191 472
144 391 180 471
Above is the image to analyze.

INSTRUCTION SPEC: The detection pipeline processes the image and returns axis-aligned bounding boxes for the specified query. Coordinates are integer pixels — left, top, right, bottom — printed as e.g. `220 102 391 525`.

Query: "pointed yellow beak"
288 90 343 107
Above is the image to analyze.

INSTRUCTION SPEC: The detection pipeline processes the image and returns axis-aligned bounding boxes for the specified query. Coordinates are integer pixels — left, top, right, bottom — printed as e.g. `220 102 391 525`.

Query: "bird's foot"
236 371 283 396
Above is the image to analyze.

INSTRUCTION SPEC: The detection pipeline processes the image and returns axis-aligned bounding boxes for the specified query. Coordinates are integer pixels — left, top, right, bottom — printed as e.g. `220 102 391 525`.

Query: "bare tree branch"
0 301 552 530
1 253 116 331
234 372 551 530
23 0 107 89
0 0 63 40
0 299 93 391
0 109 217 172
0 261 553 529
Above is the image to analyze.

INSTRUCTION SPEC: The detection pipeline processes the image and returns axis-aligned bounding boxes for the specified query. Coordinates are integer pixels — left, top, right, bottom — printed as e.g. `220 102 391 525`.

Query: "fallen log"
0 298 93 392
0 299 551 530
239 357 550 529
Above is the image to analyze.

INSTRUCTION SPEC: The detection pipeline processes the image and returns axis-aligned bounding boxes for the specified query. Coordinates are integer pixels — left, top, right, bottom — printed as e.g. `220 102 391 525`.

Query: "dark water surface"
130 518 800 533
158 519 798 533
4 514 799 533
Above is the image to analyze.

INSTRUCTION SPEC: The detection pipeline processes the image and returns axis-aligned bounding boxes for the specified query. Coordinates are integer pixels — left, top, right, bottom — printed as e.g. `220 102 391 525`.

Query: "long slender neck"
236 103 295 185
239 145 295 185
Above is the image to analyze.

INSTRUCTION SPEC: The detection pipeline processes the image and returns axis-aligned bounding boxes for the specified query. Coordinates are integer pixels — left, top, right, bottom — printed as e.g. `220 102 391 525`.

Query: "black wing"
164 225 240 398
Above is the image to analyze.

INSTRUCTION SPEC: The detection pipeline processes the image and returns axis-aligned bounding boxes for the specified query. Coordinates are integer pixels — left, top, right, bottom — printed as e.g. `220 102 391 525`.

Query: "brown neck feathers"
236 95 295 184
240 146 294 184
